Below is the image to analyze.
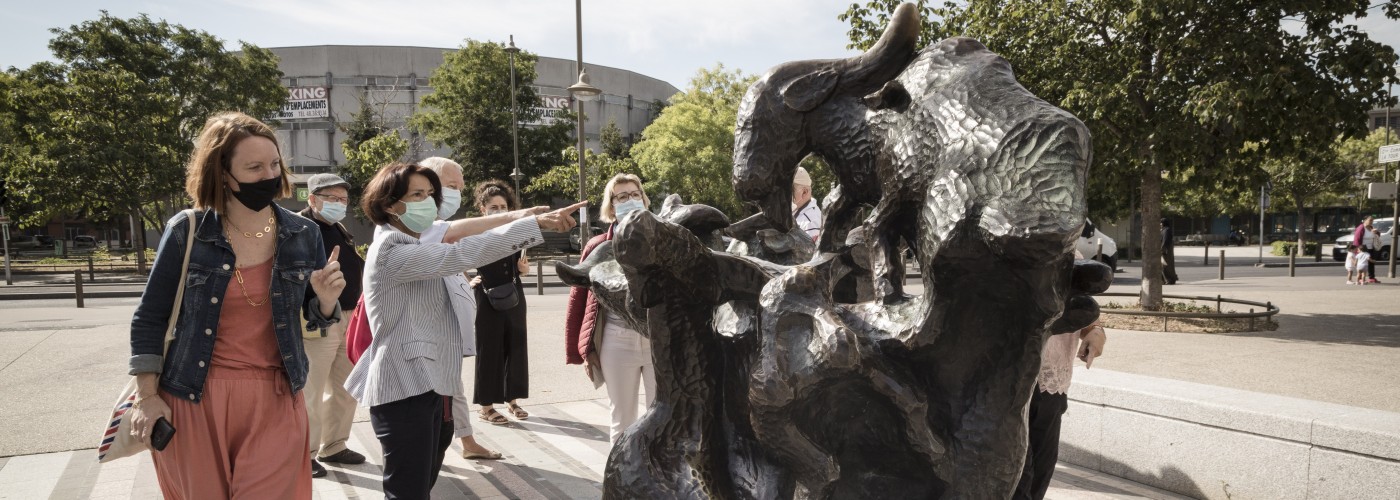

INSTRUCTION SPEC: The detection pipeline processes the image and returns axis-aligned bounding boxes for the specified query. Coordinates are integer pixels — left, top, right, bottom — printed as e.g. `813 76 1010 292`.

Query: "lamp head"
568 69 602 102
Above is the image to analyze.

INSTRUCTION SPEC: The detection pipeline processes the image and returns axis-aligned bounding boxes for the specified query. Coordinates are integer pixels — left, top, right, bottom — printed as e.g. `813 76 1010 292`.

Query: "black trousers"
474 285 529 406
1013 390 1069 500
1366 248 1379 279
1162 249 1179 284
370 391 454 500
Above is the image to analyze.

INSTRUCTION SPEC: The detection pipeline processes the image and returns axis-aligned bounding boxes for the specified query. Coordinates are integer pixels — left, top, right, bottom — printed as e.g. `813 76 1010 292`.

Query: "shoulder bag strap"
161 209 197 354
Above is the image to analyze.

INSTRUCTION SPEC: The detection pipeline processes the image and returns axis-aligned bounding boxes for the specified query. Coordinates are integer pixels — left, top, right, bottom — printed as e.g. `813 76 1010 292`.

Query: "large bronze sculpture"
557 3 1109 498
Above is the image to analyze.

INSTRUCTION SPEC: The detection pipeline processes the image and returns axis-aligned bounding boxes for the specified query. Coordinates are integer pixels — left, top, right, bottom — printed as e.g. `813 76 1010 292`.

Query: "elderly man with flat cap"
298 173 368 477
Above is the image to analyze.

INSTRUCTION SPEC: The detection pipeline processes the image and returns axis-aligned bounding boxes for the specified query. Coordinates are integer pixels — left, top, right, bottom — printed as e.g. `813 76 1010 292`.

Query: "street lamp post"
567 0 602 246
505 36 523 200
1388 80 1397 279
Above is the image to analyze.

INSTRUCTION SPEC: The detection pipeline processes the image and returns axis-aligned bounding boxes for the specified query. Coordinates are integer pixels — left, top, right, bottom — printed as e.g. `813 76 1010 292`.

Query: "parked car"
73 235 97 248
1333 217 1395 262
1074 219 1119 271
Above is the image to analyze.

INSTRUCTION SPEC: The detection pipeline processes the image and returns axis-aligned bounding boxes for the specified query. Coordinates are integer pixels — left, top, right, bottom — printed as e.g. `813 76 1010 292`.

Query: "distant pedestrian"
469 180 533 426
298 173 369 477
1356 246 1372 285
1362 217 1382 283
128 112 346 499
564 173 657 444
1161 218 1178 285
1345 244 1361 285
792 166 822 241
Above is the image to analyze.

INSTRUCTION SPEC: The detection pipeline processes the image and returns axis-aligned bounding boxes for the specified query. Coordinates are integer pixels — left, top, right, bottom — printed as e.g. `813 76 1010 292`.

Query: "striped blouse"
345 218 543 407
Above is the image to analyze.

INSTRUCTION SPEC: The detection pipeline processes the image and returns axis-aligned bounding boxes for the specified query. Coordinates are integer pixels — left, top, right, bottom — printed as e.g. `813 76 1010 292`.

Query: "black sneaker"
319 448 367 465
311 459 327 478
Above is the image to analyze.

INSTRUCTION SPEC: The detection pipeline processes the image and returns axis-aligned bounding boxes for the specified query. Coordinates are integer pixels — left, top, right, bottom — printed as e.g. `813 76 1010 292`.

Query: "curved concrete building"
265 45 679 175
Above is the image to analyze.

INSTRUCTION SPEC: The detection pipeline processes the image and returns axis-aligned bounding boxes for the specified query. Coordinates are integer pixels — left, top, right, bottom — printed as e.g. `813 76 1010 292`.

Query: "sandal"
507 402 529 420
478 407 509 425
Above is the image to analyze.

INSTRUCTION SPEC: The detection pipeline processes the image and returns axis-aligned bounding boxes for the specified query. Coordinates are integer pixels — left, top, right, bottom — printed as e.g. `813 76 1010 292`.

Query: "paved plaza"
0 245 1395 498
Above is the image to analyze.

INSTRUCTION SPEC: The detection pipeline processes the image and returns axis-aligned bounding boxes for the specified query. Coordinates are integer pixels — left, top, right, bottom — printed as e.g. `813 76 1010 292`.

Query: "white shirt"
793 199 822 241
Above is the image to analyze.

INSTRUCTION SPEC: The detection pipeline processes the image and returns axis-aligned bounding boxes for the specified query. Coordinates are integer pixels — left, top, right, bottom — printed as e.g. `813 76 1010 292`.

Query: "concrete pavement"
0 248 1395 498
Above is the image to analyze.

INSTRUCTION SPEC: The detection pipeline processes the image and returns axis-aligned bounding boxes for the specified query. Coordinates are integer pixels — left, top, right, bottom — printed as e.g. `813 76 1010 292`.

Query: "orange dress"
152 258 312 499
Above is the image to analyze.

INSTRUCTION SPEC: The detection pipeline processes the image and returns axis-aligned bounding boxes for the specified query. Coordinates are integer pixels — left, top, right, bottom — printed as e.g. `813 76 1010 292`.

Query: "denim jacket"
128 205 341 402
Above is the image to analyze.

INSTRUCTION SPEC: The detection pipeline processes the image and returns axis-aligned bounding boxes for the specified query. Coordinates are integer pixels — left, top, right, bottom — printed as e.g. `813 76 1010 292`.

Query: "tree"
0 12 285 272
527 147 638 208
1336 128 1398 215
600 119 630 158
843 0 1398 309
411 40 576 194
631 64 758 218
1257 144 1354 253
339 104 409 221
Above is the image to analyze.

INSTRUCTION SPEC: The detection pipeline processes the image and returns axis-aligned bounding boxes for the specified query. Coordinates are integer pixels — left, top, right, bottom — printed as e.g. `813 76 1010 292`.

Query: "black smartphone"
150 417 177 452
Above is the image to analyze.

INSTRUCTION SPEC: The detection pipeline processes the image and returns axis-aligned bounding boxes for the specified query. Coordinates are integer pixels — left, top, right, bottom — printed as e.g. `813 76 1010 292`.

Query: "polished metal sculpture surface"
556 3 1108 498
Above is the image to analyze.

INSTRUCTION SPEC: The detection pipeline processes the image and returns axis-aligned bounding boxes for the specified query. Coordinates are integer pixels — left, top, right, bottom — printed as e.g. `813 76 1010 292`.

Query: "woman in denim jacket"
125 112 345 499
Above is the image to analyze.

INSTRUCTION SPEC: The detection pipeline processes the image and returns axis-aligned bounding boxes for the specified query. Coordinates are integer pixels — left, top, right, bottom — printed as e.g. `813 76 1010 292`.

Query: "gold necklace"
227 216 276 238
233 267 269 307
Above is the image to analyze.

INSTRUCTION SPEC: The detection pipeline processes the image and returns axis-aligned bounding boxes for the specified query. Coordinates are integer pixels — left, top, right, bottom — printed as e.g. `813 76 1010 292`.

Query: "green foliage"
0 11 285 252
600 119 630 158
1336 128 1398 213
527 147 636 206
842 0 1398 308
340 132 409 219
411 40 576 192
631 64 759 218
1271 240 1320 257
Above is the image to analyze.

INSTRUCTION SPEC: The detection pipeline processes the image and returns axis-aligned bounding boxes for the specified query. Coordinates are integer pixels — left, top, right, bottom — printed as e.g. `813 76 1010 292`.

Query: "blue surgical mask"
318 202 346 224
614 199 645 219
395 198 438 233
438 188 462 220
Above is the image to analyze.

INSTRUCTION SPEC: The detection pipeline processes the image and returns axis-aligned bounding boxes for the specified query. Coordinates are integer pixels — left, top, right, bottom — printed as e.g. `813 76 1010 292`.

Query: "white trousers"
599 321 656 444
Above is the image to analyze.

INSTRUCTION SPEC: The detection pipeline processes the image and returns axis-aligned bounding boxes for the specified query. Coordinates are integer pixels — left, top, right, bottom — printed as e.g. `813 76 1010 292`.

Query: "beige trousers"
303 308 357 457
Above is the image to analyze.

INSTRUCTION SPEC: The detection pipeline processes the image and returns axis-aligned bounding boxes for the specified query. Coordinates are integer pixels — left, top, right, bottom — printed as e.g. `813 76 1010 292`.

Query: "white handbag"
97 209 195 463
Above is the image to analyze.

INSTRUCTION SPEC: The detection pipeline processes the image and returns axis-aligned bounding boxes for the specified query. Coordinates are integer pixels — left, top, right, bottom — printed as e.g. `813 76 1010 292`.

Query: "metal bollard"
537 260 544 295
1249 309 1256 330
1204 242 1210 265
1215 294 1222 313
88 254 96 282
74 270 85 308
1095 241 1103 262
1162 315 1169 332
1218 250 1225 280
1288 248 1296 277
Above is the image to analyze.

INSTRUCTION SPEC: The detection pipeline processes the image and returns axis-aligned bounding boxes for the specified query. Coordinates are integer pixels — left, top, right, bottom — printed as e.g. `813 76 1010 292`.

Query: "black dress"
473 252 528 406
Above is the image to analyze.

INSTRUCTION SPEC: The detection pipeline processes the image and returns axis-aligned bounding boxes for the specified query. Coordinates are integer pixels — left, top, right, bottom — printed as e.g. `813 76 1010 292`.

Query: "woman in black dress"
471 180 532 424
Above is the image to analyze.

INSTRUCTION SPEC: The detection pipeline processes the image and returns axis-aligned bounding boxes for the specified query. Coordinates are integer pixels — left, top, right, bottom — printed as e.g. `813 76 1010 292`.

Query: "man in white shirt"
792 166 822 241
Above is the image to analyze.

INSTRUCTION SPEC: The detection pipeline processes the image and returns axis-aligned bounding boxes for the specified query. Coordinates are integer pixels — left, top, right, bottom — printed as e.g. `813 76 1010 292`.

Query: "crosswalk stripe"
0 451 68 499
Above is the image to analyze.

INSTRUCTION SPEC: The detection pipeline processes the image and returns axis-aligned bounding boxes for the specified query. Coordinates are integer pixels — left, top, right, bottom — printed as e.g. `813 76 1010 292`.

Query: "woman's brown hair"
184 112 293 211
361 162 443 225
473 179 519 211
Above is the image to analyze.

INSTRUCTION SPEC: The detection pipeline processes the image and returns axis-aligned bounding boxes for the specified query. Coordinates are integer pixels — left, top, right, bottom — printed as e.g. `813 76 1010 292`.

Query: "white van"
1075 219 1118 271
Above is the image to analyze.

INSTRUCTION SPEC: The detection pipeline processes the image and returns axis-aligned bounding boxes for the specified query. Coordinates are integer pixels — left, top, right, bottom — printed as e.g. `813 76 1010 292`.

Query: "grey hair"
419 156 462 177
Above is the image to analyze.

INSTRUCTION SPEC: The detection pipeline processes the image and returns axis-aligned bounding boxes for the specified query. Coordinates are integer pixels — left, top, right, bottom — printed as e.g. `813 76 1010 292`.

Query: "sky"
1 1 1397 91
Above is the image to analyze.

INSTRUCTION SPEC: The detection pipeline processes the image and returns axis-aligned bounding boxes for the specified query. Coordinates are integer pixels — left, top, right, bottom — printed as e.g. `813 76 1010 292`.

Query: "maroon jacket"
564 229 612 365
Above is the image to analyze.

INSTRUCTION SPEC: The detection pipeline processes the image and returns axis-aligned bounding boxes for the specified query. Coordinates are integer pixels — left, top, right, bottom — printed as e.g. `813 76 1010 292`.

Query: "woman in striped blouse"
344 162 583 498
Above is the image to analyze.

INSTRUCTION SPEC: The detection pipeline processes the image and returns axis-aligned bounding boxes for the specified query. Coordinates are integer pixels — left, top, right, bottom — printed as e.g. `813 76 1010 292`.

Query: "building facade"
266 45 679 178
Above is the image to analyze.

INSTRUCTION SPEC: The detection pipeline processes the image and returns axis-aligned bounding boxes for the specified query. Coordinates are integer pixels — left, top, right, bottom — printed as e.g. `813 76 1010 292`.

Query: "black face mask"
230 176 282 212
